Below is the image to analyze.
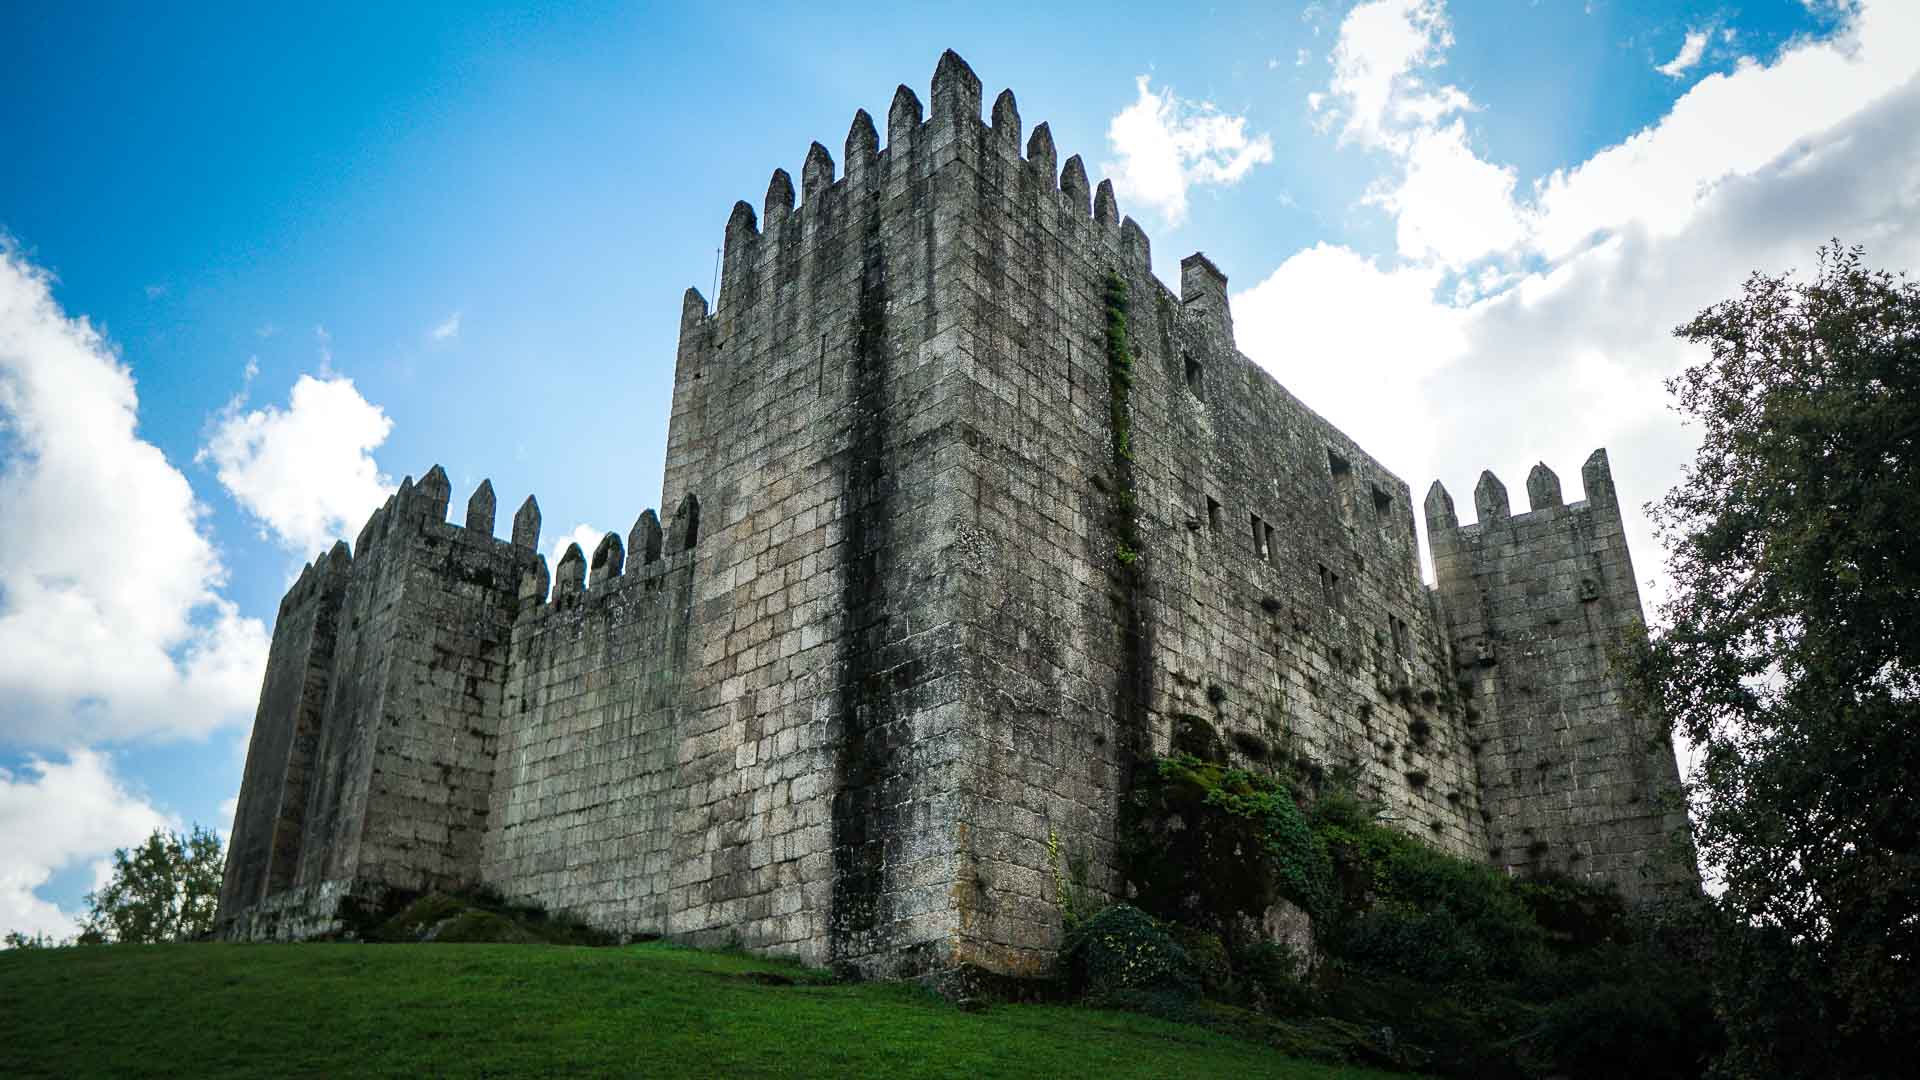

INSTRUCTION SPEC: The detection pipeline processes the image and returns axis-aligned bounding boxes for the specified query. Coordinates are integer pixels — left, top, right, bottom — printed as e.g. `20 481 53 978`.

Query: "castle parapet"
1432 449 1623 535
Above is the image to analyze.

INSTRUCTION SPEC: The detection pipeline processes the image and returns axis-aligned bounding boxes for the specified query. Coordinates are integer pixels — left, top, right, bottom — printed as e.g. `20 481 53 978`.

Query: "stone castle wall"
217 50 1695 971
479 507 697 937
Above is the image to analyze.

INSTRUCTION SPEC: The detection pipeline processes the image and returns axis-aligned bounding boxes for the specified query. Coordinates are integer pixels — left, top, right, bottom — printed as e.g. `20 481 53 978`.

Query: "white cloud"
1367 120 1526 267
1529 1 1920 260
200 374 396 555
1311 0 1521 268
1656 30 1710 79
1238 42 1920 613
0 749 174 939
430 312 461 341
1322 0 1463 151
0 245 270 746
216 793 240 853
1105 75 1275 227
1307 0 1920 275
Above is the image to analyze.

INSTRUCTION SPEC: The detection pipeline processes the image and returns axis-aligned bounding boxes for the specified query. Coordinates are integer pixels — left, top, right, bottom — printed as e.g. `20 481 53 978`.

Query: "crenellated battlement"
518 491 701 619
309 460 709 620
1424 448 1619 535
706 49 1153 334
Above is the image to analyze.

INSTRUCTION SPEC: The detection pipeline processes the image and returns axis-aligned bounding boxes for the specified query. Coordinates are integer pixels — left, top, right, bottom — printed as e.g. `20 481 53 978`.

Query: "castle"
216 51 1696 977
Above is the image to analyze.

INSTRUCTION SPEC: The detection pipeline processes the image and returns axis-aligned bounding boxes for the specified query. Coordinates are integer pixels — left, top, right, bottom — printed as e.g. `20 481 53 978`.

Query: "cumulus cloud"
1322 0 1464 151
1311 0 1920 273
1106 75 1275 226
1528 1 1920 260
1311 0 1518 268
0 245 269 746
200 374 396 555
1366 120 1526 268
1656 30 1710 79
1239 10 1920 608
430 312 461 341
216 793 240 852
0 749 173 938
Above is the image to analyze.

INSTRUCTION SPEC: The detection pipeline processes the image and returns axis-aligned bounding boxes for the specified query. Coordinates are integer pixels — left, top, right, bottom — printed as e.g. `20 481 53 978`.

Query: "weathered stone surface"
1526 462 1562 510
217 51 1696 977
466 480 497 535
1430 453 1697 899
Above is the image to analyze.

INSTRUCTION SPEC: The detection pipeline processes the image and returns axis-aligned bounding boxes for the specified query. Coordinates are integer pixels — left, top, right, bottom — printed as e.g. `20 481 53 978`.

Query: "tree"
79 825 225 944
1626 243 1918 1078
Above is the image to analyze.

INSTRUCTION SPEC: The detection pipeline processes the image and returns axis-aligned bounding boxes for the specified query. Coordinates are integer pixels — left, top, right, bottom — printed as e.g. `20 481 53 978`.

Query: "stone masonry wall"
930 80 1144 976
1134 260 1484 859
1427 452 1696 898
219 543 350 915
286 484 420 891
479 508 695 936
348 470 538 894
650 60 976 973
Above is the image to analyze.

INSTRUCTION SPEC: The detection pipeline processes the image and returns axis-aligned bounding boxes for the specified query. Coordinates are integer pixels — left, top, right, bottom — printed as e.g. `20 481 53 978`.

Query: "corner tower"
1426 451 1697 898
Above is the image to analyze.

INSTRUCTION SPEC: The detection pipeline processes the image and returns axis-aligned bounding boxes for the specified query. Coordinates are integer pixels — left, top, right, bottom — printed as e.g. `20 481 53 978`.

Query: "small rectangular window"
1328 450 1355 525
1206 496 1222 533
1184 353 1204 397
1390 615 1409 658
1372 485 1392 521
1319 563 1343 609
1263 522 1278 568
1250 513 1266 559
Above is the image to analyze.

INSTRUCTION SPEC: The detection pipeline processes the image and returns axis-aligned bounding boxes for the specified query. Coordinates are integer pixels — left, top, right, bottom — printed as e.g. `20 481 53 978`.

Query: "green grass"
0 941 1411 1079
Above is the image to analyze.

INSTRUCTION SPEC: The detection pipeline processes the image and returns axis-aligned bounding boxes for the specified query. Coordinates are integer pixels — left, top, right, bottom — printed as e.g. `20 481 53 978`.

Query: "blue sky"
3 0 1913 936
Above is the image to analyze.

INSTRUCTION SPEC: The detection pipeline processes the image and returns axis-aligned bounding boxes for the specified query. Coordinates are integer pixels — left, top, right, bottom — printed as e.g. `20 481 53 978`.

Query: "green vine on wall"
1104 272 1141 565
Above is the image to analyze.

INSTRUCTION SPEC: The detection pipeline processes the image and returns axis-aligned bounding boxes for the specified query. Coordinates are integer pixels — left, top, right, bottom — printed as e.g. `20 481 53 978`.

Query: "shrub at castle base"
217 50 1697 980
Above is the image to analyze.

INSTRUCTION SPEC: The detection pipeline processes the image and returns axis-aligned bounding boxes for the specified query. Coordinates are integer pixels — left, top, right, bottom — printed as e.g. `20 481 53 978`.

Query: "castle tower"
219 474 542 937
1426 453 1697 898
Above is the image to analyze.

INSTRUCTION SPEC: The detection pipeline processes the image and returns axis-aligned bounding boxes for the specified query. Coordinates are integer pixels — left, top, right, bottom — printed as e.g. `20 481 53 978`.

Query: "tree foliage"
1626 242 1918 1077
80 826 225 944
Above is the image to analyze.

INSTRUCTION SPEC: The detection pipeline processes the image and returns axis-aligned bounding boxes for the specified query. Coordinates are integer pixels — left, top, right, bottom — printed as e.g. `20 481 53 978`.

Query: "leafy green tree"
79 826 225 944
1626 242 1918 1078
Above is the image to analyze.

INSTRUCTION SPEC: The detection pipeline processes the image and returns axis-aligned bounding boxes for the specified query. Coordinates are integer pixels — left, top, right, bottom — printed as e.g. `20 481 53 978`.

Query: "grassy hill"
0 941 1407 1078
